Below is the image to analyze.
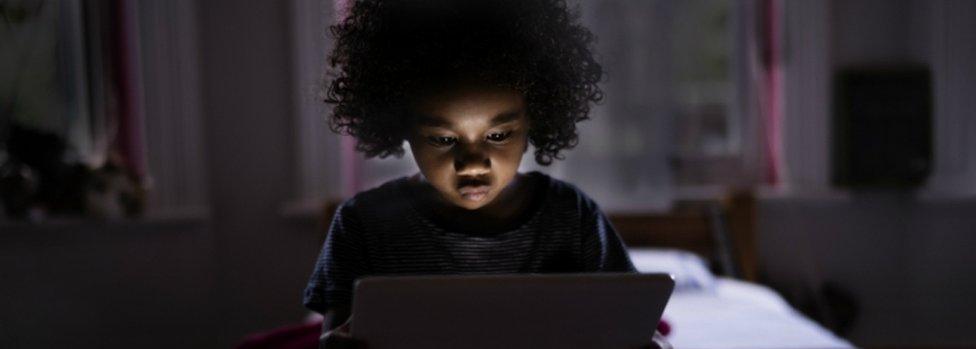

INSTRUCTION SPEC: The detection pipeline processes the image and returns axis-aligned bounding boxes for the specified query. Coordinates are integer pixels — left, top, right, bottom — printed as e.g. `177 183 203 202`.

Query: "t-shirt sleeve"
303 201 370 315
580 198 637 273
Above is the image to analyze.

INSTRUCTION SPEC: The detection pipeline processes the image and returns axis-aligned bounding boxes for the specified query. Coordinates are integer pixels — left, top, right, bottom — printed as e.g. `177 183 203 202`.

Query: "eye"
486 131 512 143
427 136 457 147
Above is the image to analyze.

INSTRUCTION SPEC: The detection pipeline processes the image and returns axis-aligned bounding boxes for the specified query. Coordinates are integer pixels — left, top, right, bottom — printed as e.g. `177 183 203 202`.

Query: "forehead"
412 84 526 128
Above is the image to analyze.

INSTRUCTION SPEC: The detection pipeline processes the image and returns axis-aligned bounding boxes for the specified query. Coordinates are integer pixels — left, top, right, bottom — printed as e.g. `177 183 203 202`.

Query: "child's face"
407 83 529 211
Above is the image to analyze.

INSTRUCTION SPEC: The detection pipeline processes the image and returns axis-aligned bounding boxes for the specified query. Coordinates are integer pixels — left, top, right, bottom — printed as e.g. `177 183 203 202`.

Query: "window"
289 0 767 212
670 0 741 186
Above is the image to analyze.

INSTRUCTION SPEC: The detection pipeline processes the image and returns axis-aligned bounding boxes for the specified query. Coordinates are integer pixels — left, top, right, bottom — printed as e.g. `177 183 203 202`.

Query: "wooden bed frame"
607 191 758 282
319 191 758 282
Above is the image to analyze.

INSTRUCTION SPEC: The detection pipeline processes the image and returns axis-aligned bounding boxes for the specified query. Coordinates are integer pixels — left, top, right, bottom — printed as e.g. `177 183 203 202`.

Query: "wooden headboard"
608 191 758 281
319 191 758 282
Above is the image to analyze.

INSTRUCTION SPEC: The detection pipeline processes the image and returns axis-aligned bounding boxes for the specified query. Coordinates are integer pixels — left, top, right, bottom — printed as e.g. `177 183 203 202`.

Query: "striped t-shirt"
303 171 636 316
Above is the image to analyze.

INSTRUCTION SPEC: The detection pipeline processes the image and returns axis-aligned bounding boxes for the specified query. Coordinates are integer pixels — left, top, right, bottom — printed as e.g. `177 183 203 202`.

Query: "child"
304 0 665 347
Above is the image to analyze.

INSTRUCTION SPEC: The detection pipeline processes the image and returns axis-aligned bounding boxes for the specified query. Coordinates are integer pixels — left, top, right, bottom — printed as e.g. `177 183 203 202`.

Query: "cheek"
412 146 453 172
492 142 527 171
487 136 529 184
409 143 455 188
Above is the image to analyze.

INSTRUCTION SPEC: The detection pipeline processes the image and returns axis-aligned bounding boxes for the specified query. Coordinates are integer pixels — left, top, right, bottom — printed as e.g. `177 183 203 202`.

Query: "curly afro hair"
324 0 604 165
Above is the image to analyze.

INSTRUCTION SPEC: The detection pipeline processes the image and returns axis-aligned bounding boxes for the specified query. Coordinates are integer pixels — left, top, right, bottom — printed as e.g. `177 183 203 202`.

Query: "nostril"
455 159 491 173
457 175 491 188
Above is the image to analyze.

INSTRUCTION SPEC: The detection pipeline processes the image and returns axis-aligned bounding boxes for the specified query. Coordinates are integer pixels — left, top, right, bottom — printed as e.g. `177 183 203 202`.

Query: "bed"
629 248 852 349
616 192 853 349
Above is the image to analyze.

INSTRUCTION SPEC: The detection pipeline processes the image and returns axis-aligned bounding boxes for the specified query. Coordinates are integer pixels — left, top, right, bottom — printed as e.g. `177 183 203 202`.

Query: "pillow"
627 248 716 291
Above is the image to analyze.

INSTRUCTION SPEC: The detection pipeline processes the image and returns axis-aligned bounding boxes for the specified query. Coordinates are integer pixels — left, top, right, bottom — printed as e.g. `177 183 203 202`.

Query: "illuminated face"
407 83 529 211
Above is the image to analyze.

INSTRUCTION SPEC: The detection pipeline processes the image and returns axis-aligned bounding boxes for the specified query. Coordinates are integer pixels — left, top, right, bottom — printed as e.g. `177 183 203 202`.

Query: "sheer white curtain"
291 0 781 212
560 0 674 212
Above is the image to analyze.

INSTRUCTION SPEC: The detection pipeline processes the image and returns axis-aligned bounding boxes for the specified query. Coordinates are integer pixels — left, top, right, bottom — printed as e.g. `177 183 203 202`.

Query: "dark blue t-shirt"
303 171 636 315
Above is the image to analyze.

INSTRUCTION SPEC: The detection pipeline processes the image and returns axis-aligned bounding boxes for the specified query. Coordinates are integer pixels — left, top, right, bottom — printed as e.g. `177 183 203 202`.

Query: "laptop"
350 273 674 349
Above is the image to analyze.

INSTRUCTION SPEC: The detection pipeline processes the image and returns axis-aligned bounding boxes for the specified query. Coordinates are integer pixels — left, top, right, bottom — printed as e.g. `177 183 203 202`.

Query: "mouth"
457 178 491 202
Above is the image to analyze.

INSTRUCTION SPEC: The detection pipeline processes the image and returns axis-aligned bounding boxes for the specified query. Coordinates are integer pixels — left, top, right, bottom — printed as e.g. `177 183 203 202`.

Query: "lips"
458 185 490 202
456 176 491 202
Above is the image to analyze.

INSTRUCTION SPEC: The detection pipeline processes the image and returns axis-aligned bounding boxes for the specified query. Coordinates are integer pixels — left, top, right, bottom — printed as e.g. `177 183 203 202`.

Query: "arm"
579 199 672 349
321 307 351 333
319 309 362 349
303 202 369 347
579 198 637 272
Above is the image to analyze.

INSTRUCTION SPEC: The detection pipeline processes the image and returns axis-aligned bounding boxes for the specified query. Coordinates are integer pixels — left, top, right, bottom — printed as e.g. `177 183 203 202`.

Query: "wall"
0 221 217 348
761 196 976 346
199 0 324 345
760 0 976 346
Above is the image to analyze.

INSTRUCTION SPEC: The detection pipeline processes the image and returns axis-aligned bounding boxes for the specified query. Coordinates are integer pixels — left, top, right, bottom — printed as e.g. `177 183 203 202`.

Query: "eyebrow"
416 108 525 128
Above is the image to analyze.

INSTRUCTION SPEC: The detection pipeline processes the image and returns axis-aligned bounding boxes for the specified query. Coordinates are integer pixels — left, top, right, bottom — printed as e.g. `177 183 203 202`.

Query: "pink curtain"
111 0 147 180
759 0 783 185
334 0 363 197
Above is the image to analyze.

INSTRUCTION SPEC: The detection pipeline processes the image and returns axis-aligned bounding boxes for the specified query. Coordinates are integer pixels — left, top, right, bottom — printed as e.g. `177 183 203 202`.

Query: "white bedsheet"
628 248 853 348
662 278 854 349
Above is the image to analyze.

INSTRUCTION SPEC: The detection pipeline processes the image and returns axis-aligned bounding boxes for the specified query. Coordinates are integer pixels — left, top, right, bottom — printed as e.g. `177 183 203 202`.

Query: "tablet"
351 273 674 349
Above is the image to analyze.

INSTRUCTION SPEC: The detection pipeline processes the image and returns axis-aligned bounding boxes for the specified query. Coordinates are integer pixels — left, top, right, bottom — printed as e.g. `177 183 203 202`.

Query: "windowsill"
0 206 211 233
755 185 853 202
276 185 976 222
280 198 324 219
674 184 731 200
757 184 976 203
279 198 345 227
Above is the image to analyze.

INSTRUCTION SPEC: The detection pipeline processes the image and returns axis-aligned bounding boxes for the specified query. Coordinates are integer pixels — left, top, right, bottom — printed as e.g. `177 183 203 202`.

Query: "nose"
454 143 491 177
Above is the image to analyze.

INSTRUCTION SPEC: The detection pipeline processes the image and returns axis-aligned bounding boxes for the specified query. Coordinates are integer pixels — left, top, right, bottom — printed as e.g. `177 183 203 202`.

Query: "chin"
455 202 484 211
453 197 489 211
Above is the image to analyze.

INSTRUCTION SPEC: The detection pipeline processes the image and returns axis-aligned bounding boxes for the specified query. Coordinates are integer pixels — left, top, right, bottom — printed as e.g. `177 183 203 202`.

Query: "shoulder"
337 177 410 217
332 176 415 230
533 171 602 216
